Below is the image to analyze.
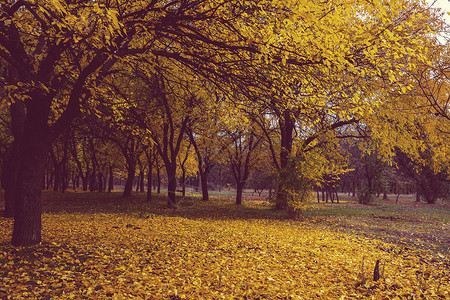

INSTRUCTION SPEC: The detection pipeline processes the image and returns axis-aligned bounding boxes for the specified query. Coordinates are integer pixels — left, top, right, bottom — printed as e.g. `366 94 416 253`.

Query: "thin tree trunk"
61 152 68 193
147 166 152 202
181 169 186 197
157 167 161 194
98 173 104 192
276 111 294 210
236 182 244 205
200 172 209 201
140 171 145 192
123 164 135 197
352 181 356 197
108 166 114 192
72 174 77 191
89 172 97 192
50 149 60 192
135 175 139 192
45 169 51 190
82 176 89 191
166 164 177 208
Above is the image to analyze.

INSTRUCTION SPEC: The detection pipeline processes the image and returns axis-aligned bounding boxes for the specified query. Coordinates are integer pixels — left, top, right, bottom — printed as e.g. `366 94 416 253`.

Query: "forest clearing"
1 192 448 299
1 0 449 298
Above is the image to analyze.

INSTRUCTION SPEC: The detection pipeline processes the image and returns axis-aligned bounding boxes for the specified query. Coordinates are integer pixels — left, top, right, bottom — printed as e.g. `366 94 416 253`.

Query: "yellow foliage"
0 206 448 299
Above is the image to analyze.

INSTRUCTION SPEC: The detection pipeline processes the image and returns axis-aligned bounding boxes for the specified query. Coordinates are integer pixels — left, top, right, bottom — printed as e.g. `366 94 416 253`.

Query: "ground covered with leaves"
0 192 449 299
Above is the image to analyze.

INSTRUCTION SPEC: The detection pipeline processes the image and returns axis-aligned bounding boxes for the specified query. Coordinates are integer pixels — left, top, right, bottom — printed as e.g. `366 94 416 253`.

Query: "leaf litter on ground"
0 192 448 299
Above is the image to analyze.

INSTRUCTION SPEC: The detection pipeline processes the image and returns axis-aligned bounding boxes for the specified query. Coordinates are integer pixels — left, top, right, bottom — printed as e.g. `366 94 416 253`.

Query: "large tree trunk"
276 111 294 210
2 149 19 218
3 101 26 218
11 113 51 246
0 176 2 211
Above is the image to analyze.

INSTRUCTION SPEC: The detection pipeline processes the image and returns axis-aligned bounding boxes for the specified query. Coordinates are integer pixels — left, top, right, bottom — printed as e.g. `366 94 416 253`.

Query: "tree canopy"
0 0 448 246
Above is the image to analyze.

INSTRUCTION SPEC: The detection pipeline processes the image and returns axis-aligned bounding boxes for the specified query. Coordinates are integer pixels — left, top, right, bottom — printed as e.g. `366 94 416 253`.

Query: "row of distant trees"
7 125 446 206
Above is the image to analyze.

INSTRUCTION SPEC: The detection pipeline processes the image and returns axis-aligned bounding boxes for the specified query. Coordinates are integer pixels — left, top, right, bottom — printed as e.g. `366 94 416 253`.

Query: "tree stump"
373 259 380 281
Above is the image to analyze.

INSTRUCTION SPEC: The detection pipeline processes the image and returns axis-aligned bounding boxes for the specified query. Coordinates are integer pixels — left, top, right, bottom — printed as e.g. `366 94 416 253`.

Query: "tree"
352 147 392 205
176 141 197 197
240 0 441 216
145 69 193 207
0 108 14 216
143 144 158 202
1 0 266 244
0 0 443 245
395 150 449 204
187 95 225 202
227 128 263 205
218 106 264 205
0 0 148 245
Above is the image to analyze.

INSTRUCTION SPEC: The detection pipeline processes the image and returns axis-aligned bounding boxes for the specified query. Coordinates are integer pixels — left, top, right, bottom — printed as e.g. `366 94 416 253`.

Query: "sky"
428 0 450 22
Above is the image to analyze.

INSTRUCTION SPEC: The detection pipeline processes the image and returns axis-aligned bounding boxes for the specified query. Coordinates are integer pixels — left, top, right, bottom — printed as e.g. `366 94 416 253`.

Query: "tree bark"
187 129 212 202
166 163 177 208
156 167 161 194
147 166 152 202
61 140 68 193
98 173 104 192
2 149 19 218
144 146 155 202
200 172 209 201
12 146 48 246
123 163 135 197
108 166 114 192
11 101 51 246
139 171 145 192
181 169 186 197
276 111 294 210
135 174 139 192
89 172 97 192
82 176 89 191
236 182 244 205
3 101 26 218
50 148 62 192
287 206 301 220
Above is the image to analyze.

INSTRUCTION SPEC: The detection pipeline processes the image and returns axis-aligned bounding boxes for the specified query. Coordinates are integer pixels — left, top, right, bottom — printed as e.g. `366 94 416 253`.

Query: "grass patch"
305 196 450 255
